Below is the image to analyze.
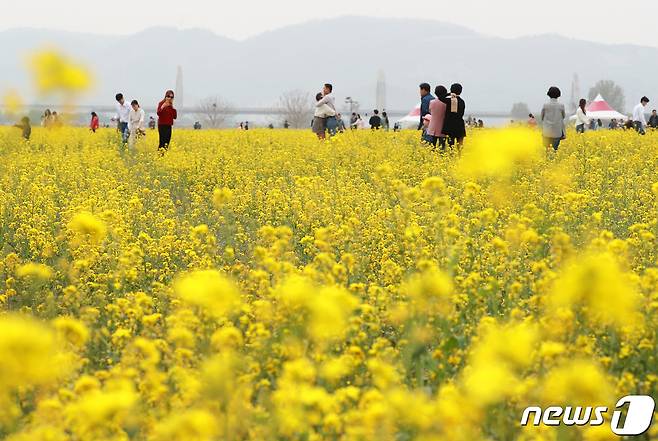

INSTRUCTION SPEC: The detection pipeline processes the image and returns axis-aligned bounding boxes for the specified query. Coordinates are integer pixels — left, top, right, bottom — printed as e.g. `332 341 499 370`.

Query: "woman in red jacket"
90 112 99 132
157 90 177 152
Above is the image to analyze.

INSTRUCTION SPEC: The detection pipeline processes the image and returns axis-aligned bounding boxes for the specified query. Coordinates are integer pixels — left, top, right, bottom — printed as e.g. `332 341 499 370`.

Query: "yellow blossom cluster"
1 126 658 440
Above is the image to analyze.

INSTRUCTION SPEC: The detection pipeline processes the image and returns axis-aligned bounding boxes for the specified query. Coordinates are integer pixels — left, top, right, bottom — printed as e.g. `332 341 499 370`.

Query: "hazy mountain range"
1 16 655 114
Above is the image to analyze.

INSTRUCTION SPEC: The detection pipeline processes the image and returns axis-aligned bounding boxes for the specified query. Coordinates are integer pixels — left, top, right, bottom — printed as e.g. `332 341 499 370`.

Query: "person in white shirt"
633 96 650 135
575 98 590 133
128 100 145 149
315 83 338 136
115 93 131 144
312 92 336 140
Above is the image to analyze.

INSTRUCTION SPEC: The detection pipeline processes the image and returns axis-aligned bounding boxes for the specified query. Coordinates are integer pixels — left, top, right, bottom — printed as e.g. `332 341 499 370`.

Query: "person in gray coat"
541 86 566 152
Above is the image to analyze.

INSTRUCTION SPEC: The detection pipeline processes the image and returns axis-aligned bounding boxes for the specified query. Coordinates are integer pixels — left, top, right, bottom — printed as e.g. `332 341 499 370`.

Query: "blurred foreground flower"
28 49 92 97
457 127 542 180
174 270 242 318
68 211 107 244
2 89 23 117
548 251 641 330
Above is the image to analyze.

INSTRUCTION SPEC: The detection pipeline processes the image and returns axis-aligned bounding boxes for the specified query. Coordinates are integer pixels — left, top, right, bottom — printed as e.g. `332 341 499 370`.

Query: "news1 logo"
520 395 655 436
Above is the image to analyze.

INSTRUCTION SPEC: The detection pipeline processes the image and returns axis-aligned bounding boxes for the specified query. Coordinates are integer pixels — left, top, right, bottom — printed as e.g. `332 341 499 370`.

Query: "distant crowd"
309 81 469 152
11 82 656 158
538 87 652 152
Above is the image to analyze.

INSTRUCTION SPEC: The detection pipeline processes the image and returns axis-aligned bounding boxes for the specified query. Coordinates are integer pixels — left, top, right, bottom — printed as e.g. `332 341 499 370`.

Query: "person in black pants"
440 83 466 151
156 90 177 152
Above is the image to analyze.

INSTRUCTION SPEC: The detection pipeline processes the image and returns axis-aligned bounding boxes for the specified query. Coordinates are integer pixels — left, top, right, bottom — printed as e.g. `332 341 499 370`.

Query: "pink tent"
571 94 627 121
396 104 421 129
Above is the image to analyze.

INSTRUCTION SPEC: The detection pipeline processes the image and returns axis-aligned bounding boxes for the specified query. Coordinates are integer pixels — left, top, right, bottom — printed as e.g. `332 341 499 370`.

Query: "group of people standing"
575 96 656 134
13 108 60 140
41 109 62 128
111 90 177 152
347 111 390 130
541 88 653 153
419 83 467 151
542 89 653 153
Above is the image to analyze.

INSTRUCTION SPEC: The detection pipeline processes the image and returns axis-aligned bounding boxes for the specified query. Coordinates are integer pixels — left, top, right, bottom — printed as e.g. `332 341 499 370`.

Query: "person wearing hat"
541 86 566 153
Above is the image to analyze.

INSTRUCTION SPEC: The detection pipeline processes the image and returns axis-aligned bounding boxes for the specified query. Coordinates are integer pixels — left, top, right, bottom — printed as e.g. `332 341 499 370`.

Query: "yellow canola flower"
15 262 53 280
67 211 107 244
152 409 219 441
2 89 23 116
28 49 92 96
456 127 543 180
307 285 358 342
540 359 614 407
276 275 358 342
462 320 539 405
549 251 642 330
53 316 89 348
174 269 242 318
2 127 658 440
65 381 137 437
402 267 455 317
212 187 233 208
210 325 244 351
0 315 64 389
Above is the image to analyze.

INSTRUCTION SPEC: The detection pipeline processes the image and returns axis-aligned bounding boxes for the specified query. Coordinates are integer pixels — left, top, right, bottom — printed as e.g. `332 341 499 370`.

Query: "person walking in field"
128 100 145 149
541 86 566 153
575 98 589 133
157 90 177 153
90 112 99 133
632 96 650 135
439 83 466 150
427 85 448 150
115 93 131 143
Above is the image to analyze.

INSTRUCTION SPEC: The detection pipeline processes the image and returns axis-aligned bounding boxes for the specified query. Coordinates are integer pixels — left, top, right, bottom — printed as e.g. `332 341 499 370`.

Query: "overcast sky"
1 0 655 47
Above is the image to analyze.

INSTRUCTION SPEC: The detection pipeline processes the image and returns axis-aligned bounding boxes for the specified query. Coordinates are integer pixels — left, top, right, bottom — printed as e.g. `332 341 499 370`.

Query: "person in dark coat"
418 83 434 131
649 110 658 129
440 83 466 150
14 116 31 140
369 110 382 129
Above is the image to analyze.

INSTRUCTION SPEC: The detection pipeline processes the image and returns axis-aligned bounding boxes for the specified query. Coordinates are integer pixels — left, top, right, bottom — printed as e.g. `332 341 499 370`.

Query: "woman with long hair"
156 90 177 153
42 109 53 128
90 112 99 133
575 98 589 134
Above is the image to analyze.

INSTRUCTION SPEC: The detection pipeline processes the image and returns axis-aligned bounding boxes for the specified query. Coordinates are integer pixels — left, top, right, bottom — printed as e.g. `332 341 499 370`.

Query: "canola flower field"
1 126 658 441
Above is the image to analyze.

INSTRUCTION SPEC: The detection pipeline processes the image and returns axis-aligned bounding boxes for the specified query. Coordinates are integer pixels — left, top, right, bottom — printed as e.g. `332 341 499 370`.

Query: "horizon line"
0 16 646 49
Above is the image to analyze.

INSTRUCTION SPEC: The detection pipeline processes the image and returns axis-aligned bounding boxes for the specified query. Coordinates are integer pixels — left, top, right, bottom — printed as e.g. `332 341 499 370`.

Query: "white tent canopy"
396 104 421 129
569 94 628 122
